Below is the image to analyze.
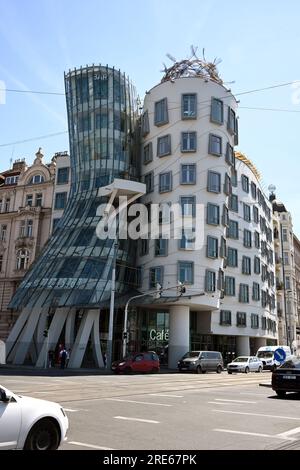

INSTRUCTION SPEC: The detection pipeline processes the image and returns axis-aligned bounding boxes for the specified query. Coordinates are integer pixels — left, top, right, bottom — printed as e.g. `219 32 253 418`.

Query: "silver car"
227 356 263 374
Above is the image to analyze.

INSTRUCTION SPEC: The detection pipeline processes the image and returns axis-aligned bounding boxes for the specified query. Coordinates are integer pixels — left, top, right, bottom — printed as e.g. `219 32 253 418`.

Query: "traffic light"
123 331 128 340
43 329 48 338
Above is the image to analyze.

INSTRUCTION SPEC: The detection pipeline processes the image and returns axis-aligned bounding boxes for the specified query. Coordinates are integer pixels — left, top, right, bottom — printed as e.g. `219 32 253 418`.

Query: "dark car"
178 351 223 374
111 352 160 374
272 356 300 397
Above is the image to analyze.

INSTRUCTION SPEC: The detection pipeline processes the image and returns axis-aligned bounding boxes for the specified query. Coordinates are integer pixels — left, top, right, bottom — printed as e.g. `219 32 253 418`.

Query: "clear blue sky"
0 0 299 233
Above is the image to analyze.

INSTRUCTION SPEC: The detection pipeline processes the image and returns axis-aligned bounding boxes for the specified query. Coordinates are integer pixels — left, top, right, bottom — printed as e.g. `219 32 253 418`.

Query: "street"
1 370 300 450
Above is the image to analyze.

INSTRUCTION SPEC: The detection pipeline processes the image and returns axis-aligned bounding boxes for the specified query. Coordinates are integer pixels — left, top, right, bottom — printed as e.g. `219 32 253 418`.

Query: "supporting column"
253 337 267 351
67 309 99 369
91 310 104 368
236 336 250 356
168 305 190 369
6 307 31 359
65 309 76 350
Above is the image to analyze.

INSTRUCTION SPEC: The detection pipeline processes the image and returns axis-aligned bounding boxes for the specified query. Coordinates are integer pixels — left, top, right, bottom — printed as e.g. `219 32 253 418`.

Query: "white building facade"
134 74 277 368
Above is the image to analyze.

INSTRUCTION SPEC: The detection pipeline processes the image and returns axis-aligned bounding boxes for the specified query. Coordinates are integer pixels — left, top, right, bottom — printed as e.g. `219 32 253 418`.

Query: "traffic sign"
274 348 286 364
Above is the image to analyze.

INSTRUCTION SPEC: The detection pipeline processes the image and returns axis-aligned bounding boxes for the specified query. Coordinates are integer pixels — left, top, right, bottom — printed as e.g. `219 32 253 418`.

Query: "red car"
111 352 160 374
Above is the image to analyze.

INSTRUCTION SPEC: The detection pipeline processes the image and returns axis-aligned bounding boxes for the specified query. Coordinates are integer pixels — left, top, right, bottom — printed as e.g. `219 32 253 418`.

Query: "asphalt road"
1 370 300 450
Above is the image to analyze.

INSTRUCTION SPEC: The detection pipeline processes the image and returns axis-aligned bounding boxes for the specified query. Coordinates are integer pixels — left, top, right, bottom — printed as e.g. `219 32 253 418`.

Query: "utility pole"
106 241 118 370
43 329 49 369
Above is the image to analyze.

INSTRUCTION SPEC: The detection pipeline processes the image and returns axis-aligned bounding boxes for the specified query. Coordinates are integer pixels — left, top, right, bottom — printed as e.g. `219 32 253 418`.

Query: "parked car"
256 345 292 371
178 351 224 374
272 356 300 397
227 356 263 374
111 351 160 374
0 385 68 450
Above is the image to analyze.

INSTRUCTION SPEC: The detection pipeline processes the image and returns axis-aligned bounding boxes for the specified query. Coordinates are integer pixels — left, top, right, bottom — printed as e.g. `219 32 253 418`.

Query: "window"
143 142 153 164
252 282 260 301
20 220 26 237
93 73 108 99
178 261 194 284
181 196 195 217
225 276 235 296
251 182 257 200
254 231 260 248
0 199 2 212
0 255 2 271
208 134 222 156
226 143 235 166
54 192 67 209
154 98 168 126
4 198 10 212
223 173 231 195
25 194 33 207
237 312 246 327
157 135 171 157
243 229 252 248
251 314 259 329
35 193 43 207
182 94 197 119
222 204 229 226
5 175 19 185
181 164 196 184
241 174 249 193
207 203 219 225
218 268 225 293
144 172 154 193
239 284 249 303
283 252 289 265
155 238 168 256
181 132 197 152
141 110 150 136
0 225 7 241
159 172 172 193
205 270 216 292
254 256 261 274
29 174 44 185
220 310 231 326
16 249 29 270
227 247 238 267
26 220 33 237
207 236 218 258
227 220 239 239
179 228 195 250
227 107 236 135
211 98 223 124
220 236 226 258
231 169 237 187
242 256 251 275
57 167 69 185
253 206 259 224
207 171 221 193
149 266 163 289
282 228 288 242
243 203 251 222
285 276 291 289
140 239 149 256
229 194 238 212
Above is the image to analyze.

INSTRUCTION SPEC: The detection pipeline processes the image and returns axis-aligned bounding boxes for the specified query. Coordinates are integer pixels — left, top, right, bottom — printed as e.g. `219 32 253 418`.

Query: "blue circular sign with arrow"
274 348 286 364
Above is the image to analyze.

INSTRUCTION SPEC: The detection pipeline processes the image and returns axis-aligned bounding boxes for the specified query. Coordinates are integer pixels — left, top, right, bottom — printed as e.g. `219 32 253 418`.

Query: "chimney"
12 158 26 172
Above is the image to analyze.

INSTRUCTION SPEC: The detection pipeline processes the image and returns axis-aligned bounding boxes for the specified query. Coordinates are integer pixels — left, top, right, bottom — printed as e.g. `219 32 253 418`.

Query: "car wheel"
151 367 159 373
124 367 132 374
216 365 222 374
245 367 249 374
196 365 202 374
257 366 263 373
272 364 277 372
276 390 286 398
24 419 60 450
227 371 232 374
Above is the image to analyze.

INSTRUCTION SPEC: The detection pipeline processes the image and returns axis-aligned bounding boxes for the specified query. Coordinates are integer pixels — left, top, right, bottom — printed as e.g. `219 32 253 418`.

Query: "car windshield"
182 352 200 359
279 358 300 369
233 357 248 362
257 351 273 359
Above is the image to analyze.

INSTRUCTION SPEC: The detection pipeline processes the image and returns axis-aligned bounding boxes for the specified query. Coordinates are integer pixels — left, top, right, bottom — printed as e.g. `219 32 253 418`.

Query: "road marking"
214 398 257 404
149 393 183 398
213 409 300 420
214 429 296 441
277 426 300 439
63 408 80 412
239 392 269 397
105 398 172 407
114 416 159 424
208 401 240 405
68 441 115 450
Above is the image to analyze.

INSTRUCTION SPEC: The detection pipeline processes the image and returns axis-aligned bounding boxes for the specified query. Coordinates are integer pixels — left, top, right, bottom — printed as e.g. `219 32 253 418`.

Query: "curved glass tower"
7 66 142 366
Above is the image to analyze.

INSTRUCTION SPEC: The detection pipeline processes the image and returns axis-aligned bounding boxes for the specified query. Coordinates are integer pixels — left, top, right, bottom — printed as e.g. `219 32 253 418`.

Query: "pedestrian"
103 351 107 368
48 350 55 368
59 347 68 369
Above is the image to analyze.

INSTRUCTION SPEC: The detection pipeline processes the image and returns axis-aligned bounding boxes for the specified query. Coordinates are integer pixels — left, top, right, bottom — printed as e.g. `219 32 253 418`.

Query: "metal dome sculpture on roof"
161 46 223 84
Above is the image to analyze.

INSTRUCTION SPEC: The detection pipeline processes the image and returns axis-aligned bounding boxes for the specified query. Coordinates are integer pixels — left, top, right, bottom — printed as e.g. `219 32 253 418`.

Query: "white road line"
213 429 295 441
105 398 172 407
239 392 269 397
114 416 159 424
276 426 300 439
63 408 79 412
208 402 240 405
68 441 115 450
213 409 300 420
214 398 257 404
149 393 183 398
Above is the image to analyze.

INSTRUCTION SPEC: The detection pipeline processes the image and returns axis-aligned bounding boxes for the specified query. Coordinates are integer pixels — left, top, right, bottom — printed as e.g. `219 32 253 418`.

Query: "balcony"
276 282 284 290
15 236 35 249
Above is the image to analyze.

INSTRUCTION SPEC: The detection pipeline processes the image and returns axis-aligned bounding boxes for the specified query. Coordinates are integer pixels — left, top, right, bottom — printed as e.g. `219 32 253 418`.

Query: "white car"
0 385 68 450
227 356 263 374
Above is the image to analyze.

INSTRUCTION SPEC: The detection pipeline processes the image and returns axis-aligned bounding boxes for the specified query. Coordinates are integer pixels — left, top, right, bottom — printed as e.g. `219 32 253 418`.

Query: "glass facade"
9 66 140 311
